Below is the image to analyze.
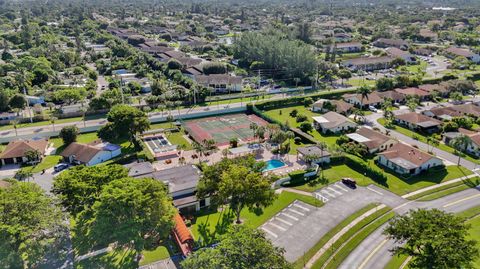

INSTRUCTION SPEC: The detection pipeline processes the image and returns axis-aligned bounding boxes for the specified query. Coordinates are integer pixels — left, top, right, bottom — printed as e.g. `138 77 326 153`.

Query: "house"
346 127 397 153
26 95 45 106
418 83 450 97
394 87 431 100
444 47 480 63
443 129 480 157
378 90 406 104
334 42 362 53
342 92 383 108
413 48 434 56
422 107 463 121
342 56 394 71
129 164 210 213
195 74 243 93
377 143 443 175
418 29 438 42
312 99 354 115
312 111 358 134
0 138 49 165
394 112 442 133
373 38 409 50
60 140 121 166
450 104 480 118
296 146 331 164
386 47 416 64
334 32 352 42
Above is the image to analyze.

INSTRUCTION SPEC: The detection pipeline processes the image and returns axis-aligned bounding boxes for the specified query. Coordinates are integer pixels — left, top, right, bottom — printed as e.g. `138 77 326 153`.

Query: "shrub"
299 122 312 132
344 155 387 184
304 97 313 107
289 109 298 117
59 126 79 145
296 114 307 123
294 137 302 144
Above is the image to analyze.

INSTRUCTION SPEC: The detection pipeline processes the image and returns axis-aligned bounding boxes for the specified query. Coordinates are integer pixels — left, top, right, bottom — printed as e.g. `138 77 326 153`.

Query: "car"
54 163 69 172
369 105 378 112
342 178 357 189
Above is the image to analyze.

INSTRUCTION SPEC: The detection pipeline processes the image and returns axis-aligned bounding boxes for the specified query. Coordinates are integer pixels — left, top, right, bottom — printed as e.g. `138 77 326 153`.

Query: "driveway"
266 184 406 262
339 186 480 269
0 164 20 179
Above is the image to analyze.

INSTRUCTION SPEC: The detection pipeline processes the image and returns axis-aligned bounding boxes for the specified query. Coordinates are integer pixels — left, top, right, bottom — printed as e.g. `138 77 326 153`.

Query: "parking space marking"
315 193 329 202
288 208 305 216
367 187 383 195
321 190 336 198
275 217 293 226
334 183 349 192
268 222 287 231
261 226 278 238
293 203 310 211
281 212 299 221
328 187 342 195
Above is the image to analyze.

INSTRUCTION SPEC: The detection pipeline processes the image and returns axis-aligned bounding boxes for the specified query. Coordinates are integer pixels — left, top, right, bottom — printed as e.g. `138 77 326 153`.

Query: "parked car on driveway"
342 178 357 189
54 163 69 173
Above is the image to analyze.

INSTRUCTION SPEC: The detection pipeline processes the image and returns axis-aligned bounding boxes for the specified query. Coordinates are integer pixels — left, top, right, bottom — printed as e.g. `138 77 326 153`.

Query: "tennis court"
184 114 269 146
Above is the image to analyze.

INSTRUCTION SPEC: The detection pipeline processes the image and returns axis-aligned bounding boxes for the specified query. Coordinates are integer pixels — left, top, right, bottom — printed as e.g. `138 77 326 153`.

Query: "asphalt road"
339 186 480 269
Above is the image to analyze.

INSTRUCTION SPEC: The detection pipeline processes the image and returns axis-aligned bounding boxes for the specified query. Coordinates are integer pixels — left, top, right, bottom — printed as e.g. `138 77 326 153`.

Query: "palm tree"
352 108 365 122
50 116 57 132
192 141 204 163
11 119 18 137
357 85 372 107
451 135 472 166
80 108 87 128
255 126 266 142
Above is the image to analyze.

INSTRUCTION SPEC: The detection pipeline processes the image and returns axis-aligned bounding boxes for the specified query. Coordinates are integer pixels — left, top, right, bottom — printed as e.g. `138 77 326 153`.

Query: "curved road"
339 186 480 269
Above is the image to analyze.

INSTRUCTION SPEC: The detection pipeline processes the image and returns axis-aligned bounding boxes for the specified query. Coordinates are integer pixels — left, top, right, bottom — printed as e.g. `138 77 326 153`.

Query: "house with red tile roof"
394 87 431 100
378 143 443 175
342 92 383 108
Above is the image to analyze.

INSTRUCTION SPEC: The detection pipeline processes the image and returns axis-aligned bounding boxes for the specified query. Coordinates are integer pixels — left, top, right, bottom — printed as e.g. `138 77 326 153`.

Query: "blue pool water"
263 159 286 171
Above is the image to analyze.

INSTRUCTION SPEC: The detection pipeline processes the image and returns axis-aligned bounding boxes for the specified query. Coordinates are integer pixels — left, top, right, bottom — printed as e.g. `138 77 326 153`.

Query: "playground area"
183 114 269 146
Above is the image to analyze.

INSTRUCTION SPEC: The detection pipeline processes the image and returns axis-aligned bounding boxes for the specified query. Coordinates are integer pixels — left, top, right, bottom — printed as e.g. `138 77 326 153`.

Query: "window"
199 199 206 208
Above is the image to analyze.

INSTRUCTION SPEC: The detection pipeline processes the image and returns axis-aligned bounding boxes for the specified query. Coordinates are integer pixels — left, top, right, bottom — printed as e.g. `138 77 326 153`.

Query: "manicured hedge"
344 155 387 184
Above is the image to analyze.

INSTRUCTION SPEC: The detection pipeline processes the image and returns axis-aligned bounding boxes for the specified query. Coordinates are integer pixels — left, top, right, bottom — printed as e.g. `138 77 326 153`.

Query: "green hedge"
344 155 387 184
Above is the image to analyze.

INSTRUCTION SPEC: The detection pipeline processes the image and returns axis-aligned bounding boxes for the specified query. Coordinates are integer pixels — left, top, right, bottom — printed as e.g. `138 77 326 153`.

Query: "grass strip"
310 206 392 269
293 203 379 269
417 184 474 201
407 177 480 201
322 211 395 269
383 254 410 269
457 205 480 220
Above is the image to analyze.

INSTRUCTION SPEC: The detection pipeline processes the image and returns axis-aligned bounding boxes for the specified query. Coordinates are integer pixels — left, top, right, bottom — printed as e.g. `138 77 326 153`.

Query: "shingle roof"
394 87 430 97
297 146 331 157
0 139 48 159
60 142 101 163
352 127 394 150
312 111 357 129
445 47 475 58
395 112 441 126
379 143 438 168
195 74 242 85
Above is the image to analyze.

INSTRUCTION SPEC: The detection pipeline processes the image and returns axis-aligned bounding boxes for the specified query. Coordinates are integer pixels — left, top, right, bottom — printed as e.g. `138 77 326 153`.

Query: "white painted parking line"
275 217 293 226
321 189 336 198
293 203 310 211
315 193 329 202
268 222 287 231
334 183 349 192
281 212 299 221
328 187 342 195
288 208 305 216
367 187 383 195
261 226 278 238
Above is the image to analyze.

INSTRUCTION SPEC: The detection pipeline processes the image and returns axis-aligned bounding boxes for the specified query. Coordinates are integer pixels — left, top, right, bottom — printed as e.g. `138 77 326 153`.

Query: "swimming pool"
263 159 286 172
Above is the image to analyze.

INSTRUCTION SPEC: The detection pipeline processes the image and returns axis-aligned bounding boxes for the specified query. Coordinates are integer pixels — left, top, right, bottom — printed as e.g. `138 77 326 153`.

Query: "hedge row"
344 155 388 184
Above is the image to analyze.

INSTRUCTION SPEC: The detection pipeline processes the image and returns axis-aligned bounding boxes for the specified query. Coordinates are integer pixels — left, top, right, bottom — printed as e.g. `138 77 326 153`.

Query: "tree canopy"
182 225 292 269
384 208 478 269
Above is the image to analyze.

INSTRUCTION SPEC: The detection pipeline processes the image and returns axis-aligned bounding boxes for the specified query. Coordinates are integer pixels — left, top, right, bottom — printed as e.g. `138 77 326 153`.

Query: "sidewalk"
402 173 478 199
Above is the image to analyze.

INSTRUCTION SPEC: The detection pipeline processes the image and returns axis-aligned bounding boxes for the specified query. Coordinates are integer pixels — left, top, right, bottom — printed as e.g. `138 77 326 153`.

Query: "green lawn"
384 254 410 269
19 155 63 174
263 105 341 148
407 177 480 201
378 118 480 165
190 191 322 246
292 162 472 196
416 178 479 201
345 78 375 87
467 215 480 268
139 239 178 266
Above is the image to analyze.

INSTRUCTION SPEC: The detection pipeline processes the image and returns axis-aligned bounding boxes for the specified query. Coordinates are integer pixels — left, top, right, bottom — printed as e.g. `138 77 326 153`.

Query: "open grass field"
466 214 480 268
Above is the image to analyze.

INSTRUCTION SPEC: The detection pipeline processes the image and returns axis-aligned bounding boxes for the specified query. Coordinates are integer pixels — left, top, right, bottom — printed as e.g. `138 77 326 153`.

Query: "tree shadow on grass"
196 208 234 246
463 177 480 189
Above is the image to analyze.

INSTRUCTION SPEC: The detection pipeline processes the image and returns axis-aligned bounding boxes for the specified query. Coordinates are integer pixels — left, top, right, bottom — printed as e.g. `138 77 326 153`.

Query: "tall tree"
450 134 472 165
52 165 129 216
0 182 66 269
384 209 478 269
182 225 291 269
80 178 175 253
98 104 150 145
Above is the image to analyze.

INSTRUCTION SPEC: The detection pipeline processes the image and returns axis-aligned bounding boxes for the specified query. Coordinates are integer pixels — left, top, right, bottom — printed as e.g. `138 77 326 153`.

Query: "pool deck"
152 144 307 175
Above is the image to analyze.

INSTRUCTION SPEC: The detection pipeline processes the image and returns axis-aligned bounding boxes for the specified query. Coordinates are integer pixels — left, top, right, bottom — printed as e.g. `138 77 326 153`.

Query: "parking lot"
267 184 406 262
261 200 316 241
